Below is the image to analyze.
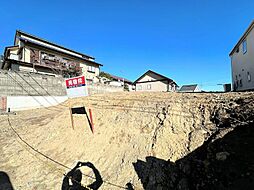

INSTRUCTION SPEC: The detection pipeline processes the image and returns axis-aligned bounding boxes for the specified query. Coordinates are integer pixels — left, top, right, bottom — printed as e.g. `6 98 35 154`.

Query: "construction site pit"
0 92 254 190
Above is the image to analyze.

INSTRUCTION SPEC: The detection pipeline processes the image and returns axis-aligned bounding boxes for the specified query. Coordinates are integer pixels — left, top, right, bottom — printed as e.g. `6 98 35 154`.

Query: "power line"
6 116 127 189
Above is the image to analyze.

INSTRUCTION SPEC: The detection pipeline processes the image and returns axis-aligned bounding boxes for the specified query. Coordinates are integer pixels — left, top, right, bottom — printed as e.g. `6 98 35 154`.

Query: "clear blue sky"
0 0 253 91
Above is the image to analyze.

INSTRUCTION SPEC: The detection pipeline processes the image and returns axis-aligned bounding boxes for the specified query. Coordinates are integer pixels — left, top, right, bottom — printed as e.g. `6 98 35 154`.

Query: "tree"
99 71 113 80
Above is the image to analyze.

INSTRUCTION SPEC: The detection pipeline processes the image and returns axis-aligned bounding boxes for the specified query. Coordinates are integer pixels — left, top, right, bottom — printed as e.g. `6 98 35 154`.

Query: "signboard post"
65 76 88 98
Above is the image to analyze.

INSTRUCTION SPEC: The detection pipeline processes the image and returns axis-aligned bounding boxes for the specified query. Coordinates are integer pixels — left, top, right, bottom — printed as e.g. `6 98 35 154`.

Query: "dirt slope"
0 92 253 189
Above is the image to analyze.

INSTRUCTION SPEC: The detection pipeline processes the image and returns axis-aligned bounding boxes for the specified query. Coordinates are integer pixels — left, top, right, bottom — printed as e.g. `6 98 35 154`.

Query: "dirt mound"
0 92 254 189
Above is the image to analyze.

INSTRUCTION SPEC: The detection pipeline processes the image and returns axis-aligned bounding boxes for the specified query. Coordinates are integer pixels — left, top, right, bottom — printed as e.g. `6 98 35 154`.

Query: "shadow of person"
62 162 103 190
133 124 254 190
125 182 135 190
0 171 14 190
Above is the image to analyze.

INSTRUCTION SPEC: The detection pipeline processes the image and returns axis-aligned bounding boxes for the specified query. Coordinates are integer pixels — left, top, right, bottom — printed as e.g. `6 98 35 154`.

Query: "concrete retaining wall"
6 96 68 111
0 70 124 111
87 83 124 95
0 70 66 96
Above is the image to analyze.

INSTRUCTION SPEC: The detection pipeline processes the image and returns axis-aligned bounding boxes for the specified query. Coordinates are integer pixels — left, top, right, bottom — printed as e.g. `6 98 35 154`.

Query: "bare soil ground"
0 92 254 190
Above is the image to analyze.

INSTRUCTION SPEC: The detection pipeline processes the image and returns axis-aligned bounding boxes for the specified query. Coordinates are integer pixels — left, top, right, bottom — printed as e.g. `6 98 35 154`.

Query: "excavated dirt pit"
0 92 254 190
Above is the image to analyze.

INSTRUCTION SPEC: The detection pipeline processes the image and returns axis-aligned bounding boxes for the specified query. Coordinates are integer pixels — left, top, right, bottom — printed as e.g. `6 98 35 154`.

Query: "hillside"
0 92 254 189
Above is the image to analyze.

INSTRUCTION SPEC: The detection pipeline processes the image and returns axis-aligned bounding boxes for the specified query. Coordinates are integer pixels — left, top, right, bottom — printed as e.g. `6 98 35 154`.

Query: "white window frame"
87 65 96 73
247 72 251 82
243 40 247 54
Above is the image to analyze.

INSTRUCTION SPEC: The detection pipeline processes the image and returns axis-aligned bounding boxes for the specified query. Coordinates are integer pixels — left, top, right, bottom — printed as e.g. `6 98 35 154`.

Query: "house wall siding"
24 46 31 63
80 62 100 83
136 80 169 92
231 27 254 91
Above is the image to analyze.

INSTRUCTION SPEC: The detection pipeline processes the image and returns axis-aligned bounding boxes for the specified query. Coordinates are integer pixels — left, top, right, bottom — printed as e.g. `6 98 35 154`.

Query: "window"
247 72 251 82
41 52 55 61
147 84 151 90
239 79 242 87
19 48 23 60
87 65 96 73
243 40 247 54
86 79 93 85
137 85 142 90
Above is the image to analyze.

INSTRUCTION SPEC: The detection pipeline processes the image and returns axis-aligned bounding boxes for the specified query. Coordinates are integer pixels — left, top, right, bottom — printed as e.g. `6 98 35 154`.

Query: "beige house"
134 70 177 92
230 21 254 91
2 30 102 83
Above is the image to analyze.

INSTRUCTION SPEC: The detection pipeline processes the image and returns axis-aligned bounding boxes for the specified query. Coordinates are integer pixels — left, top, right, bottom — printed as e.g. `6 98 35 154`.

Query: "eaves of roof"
229 20 254 56
19 37 103 66
134 70 174 84
15 30 95 59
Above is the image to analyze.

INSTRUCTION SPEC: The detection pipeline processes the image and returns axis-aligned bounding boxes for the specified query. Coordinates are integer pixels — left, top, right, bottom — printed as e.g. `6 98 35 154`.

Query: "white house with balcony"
2 30 102 83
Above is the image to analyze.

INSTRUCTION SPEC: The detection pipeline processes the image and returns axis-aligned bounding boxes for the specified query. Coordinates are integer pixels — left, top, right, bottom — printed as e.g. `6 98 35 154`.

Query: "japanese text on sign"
65 76 85 89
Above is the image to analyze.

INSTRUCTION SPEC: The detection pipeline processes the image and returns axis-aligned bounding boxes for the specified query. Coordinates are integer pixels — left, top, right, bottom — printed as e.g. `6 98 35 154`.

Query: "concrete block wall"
87 83 124 95
0 70 124 111
0 70 66 96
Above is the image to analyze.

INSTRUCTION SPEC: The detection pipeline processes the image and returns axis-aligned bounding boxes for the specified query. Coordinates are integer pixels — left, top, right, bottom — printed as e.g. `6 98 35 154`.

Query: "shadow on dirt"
133 124 254 190
0 171 14 190
62 161 103 190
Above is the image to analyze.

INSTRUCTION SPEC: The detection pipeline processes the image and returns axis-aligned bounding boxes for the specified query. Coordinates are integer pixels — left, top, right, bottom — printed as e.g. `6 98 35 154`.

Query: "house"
0 55 3 69
1 30 102 83
99 72 134 91
99 76 111 84
179 84 200 92
229 21 254 91
134 70 177 92
109 74 134 91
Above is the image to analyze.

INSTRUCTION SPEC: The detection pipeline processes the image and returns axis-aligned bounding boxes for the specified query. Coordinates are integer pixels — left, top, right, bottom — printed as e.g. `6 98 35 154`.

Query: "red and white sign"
65 76 86 88
65 76 88 98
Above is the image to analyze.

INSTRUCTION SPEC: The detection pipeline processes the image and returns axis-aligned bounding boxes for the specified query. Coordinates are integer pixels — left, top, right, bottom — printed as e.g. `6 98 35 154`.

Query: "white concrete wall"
87 83 123 95
6 96 68 111
109 81 122 87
